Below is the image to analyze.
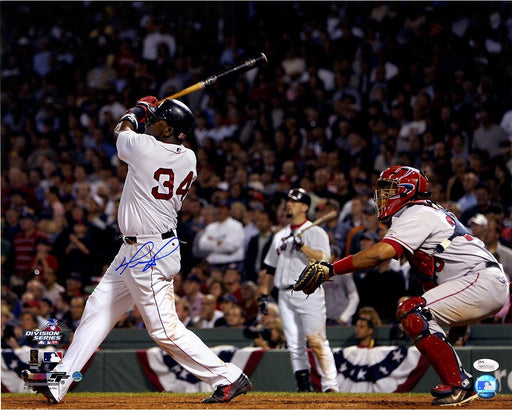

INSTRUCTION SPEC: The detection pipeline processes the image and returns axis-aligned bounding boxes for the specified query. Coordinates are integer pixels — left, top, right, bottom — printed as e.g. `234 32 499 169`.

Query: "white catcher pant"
52 241 241 400
278 287 339 392
424 265 509 332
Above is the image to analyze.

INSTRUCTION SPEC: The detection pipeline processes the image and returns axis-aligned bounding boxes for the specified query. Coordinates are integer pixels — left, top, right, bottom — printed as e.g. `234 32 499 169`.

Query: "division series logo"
24 319 65 345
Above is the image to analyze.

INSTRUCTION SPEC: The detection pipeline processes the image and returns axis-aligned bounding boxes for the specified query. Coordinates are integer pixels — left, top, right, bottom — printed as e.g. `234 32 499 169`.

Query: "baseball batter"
296 166 509 406
260 188 339 393
24 97 251 404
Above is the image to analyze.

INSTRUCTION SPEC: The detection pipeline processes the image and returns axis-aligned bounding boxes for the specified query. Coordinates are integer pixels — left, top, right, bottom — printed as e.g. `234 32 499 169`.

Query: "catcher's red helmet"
375 165 430 220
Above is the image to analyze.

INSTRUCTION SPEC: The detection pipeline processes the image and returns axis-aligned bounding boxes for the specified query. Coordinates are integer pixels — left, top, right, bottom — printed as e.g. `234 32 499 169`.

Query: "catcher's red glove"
293 260 334 295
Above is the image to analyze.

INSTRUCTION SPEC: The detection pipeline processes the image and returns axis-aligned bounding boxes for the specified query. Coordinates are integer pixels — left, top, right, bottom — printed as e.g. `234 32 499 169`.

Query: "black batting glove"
293 234 304 250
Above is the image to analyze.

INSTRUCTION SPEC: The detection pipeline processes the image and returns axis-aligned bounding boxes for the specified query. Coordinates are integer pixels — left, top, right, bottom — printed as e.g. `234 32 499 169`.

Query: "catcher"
295 166 509 406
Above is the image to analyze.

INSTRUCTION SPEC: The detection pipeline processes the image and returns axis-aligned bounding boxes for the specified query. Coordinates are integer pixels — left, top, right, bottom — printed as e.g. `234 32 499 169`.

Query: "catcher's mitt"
293 260 334 295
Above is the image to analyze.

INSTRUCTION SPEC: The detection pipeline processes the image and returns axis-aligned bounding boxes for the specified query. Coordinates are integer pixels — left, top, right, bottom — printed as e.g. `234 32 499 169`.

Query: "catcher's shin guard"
396 297 472 390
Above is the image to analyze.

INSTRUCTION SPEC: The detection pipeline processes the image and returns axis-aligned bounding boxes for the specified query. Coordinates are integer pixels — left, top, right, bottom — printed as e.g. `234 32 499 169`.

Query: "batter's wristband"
119 113 138 130
333 255 355 275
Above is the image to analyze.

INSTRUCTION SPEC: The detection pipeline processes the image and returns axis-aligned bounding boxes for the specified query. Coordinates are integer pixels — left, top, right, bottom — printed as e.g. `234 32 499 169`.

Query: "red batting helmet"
375 165 430 220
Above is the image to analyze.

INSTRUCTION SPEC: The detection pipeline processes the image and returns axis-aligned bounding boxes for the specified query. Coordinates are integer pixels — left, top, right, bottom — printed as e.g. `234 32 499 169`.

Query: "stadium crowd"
2 2 512 349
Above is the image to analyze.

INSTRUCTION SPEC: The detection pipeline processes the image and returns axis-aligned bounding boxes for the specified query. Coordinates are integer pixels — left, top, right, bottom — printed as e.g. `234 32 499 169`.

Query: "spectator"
182 274 205 323
174 296 196 328
128 305 145 329
456 172 479 213
492 162 512 214
245 317 286 349
468 214 488 242
357 306 383 327
196 201 245 269
446 157 468 202
324 269 360 326
1 305 20 349
12 210 50 291
206 279 226 310
17 310 40 347
346 204 387 255
223 263 243 304
196 294 224 329
240 281 259 326
324 235 359 326
65 272 84 299
30 238 58 280
243 207 275 283
354 317 376 348
460 183 503 226
69 296 86 331
472 105 508 159
214 293 239 327
223 305 246 328
37 298 55 328
63 220 95 283
485 218 512 277
53 292 72 328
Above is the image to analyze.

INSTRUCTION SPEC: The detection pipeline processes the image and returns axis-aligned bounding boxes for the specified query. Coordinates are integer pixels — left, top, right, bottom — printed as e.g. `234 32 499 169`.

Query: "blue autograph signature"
115 238 179 275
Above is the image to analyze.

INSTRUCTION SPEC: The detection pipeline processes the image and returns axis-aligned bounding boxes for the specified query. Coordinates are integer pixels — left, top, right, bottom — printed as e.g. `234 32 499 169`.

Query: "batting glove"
136 96 159 117
293 234 304 249
258 294 269 315
119 96 159 132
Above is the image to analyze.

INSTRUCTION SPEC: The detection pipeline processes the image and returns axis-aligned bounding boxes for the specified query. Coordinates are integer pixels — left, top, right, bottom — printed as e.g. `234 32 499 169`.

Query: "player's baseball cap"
469 213 488 227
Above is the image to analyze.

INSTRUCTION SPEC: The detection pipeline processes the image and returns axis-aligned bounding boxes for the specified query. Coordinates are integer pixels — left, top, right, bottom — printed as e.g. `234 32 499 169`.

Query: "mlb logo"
43 351 63 363
477 379 496 391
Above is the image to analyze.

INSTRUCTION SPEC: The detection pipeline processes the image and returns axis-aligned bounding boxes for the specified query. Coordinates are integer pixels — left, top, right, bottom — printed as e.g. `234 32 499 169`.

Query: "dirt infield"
2 392 512 409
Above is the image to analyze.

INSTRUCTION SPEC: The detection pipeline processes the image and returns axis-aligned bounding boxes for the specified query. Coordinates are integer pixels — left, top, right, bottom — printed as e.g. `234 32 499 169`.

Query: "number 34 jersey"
116 130 197 235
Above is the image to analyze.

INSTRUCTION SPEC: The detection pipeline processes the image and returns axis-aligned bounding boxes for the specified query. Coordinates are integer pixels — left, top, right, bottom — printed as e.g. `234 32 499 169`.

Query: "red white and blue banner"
332 345 429 393
137 345 428 393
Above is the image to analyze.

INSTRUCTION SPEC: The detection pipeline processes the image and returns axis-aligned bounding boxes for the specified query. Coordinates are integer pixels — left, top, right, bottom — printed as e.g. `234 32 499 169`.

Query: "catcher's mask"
146 99 195 139
375 165 430 220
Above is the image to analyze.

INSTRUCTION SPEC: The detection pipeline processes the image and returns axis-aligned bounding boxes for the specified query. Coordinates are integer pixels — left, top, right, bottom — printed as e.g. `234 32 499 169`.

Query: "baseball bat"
282 210 338 241
159 53 268 103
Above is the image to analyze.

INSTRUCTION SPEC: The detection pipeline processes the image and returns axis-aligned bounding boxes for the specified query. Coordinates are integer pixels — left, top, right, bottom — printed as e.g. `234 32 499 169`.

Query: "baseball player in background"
298 166 510 406
23 97 251 404
259 188 339 393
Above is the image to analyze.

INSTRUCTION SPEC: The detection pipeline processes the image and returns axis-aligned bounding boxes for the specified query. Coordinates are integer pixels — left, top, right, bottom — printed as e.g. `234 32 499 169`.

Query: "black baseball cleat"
431 386 478 406
21 370 59 404
202 373 252 403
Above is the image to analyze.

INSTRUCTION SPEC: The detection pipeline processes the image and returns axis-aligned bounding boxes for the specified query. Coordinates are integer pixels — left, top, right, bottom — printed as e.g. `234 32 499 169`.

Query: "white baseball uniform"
264 221 339 392
382 203 509 334
50 128 243 400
